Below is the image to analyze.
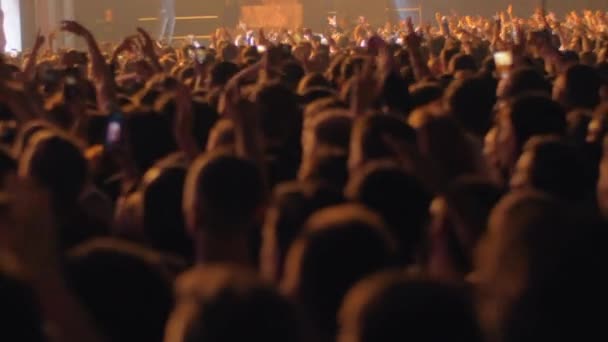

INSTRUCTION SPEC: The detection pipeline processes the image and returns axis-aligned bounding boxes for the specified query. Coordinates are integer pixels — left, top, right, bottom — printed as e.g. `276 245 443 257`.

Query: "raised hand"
61 20 91 37
174 82 199 160
350 58 380 116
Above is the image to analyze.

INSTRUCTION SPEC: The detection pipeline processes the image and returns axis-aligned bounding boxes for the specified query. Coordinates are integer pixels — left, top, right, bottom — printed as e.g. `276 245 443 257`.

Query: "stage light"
1 0 22 51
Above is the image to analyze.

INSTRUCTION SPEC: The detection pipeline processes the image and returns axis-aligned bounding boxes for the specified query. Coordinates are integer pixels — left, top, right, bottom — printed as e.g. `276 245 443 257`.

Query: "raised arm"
406 17 431 81
137 28 163 72
21 30 45 82
61 20 116 113
4 178 107 342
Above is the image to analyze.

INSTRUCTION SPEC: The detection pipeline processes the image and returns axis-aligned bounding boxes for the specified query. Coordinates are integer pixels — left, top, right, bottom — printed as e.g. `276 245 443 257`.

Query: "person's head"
475 192 608 342
448 53 478 77
66 239 173 342
302 109 352 162
219 43 239 62
338 272 482 342
553 64 601 111
488 94 566 179
261 181 343 282
497 67 550 100
427 177 502 278
166 265 303 342
298 147 349 189
409 82 443 112
348 114 416 172
281 204 397 340
139 160 193 260
209 62 239 89
511 136 596 201
280 61 306 92
346 161 430 265
580 51 597 66
298 73 331 95
183 151 265 263
379 71 411 115
18 131 87 209
254 82 301 146
190 100 219 152
446 76 496 136
124 109 177 174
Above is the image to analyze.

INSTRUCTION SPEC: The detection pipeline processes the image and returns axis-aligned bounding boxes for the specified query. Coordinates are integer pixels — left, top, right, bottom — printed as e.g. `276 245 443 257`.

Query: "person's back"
338 272 482 342
165 265 303 342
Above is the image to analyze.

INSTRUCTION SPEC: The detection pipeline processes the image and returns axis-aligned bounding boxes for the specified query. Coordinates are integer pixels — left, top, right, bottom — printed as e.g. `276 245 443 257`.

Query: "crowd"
0 4 606 342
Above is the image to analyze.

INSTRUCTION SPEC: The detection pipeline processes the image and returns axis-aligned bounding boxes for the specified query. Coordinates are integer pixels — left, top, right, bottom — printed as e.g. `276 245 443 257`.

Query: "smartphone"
494 51 514 79
195 47 206 63
257 45 267 53
360 40 368 48
105 112 124 148
320 37 329 45
63 67 81 100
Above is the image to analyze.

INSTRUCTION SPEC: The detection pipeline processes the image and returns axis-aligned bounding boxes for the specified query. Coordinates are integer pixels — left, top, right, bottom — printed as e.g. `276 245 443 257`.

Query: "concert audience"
0 5 606 342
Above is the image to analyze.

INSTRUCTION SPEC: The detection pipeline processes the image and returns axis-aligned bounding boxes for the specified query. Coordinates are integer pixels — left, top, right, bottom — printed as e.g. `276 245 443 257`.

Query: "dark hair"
563 64 601 110
283 204 397 339
299 147 348 189
409 82 443 111
21 132 87 204
209 62 239 88
125 109 177 174
501 67 551 99
262 181 343 281
350 114 416 169
520 137 596 201
339 272 482 342
311 111 352 153
140 161 193 260
346 161 430 264
439 177 503 273
479 192 608 342
447 77 496 136
184 151 265 235
254 82 301 143
66 239 173 342
508 94 567 152
449 53 478 73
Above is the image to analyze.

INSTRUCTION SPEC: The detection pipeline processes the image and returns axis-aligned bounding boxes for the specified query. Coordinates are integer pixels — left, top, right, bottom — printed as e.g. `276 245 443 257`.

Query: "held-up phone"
494 51 513 79
105 111 124 148
63 67 81 100
195 47 206 63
